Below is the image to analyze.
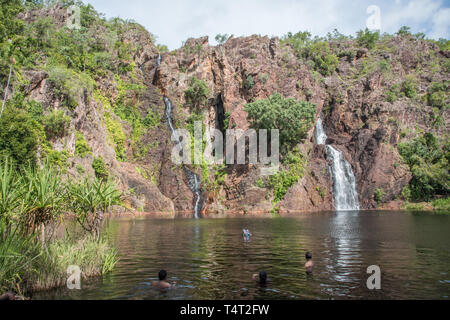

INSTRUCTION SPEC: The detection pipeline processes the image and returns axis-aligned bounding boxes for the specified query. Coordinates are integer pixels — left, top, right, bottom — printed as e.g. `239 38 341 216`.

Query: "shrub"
356 28 380 50
19 162 66 238
142 109 161 128
305 41 339 76
427 82 448 109
281 32 338 76
156 44 169 53
268 149 306 203
184 77 209 111
75 132 91 158
245 75 254 89
215 34 229 45
398 133 449 200
47 65 94 110
0 220 41 293
42 110 71 140
0 108 43 167
0 158 21 224
92 156 109 180
104 112 126 161
46 150 69 169
281 31 312 58
432 198 450 211
68 177 122 239
374 188 386 204
386 83 401 102
396 26 412 37
402 75 418 99
244 93 316 150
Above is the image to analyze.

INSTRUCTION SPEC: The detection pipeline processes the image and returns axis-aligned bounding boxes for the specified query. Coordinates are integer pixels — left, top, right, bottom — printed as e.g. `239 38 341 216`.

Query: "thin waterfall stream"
156 54 202 218
315 118 360 211
163 97 203 218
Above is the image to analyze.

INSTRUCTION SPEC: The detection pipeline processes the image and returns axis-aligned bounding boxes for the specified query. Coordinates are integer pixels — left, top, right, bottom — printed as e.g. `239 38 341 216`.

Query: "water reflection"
35 211 450 300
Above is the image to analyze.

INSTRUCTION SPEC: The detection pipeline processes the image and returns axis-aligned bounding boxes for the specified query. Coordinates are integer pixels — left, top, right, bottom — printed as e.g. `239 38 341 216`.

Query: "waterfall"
164 97 203 218
315 118 360 211
184 167 203 219
156 54 161 67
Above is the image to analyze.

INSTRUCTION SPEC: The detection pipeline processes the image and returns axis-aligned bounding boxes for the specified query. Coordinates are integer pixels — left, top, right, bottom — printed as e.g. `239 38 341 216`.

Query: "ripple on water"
34 212 450 300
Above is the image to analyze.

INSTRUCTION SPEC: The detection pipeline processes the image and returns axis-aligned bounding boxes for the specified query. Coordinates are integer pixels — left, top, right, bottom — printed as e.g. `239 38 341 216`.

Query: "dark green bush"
427 81 448 109
386 83 401 102
75 132 91 157
184 77 209 111
92 156 109 180
396 26 412 37
0 108 43 167
398 133 449 200
356 28 380 50
305 41 339 76
402 75 418 99
244 93 316 150
43 110 71 140
245 75 254 89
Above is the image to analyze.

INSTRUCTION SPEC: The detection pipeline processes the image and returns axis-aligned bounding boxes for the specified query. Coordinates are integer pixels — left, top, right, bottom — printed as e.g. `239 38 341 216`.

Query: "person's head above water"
305 252 312 260
158 270 167 281
259 271 267 284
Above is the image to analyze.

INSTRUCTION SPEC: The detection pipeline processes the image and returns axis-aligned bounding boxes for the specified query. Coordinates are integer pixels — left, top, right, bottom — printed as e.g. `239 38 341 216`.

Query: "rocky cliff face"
14 5 449 217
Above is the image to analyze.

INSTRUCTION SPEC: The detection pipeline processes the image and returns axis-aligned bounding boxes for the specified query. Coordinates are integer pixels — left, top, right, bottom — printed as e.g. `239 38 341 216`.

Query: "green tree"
396 26 412 37
356 28 380 50
398 133 449 200
0 108 43 167
244 93 316 150
402 74 418 99
0 0 25 43
215 34 229 45
305 41 339 76
42 110 71 141
184 77 209 111
92 156 109 180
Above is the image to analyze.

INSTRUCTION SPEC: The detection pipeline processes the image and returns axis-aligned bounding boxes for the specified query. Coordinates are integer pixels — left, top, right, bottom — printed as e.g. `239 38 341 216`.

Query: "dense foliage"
184 77 209 111
0 107 43 167
281 31 339 76
398 133 449 201
244 93 316 150
0 158 120 294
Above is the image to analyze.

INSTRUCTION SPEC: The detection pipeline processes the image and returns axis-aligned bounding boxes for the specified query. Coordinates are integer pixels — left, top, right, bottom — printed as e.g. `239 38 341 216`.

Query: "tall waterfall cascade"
164 97 203 219
315 118 360 211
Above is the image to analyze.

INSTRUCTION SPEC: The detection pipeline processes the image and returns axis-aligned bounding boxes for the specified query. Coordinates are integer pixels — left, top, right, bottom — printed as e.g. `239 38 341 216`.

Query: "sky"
82 0 450 50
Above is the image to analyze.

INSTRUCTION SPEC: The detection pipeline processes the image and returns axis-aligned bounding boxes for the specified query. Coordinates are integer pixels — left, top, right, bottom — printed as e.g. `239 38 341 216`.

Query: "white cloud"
82 0 449 49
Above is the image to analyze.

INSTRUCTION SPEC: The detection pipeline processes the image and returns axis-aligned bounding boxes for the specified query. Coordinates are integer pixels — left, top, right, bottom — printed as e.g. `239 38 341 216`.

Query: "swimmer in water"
243 229 252 239
151 270 175 289
252 271 269 286
305 252 314 274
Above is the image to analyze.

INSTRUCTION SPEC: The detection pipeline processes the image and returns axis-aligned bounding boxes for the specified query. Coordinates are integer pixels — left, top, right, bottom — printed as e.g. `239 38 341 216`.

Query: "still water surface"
36 211 450 300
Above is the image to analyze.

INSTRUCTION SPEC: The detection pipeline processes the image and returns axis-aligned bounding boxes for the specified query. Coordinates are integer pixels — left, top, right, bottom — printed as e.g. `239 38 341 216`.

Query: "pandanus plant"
0 158 22 228
68 178 122 240
19 162 65 244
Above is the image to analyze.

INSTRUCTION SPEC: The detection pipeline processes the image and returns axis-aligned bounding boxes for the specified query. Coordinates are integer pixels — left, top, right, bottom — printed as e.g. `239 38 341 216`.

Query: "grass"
431 198 450 212
0 219 118 294
31 236 118 292
401 198 450 213
0 159 121 296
